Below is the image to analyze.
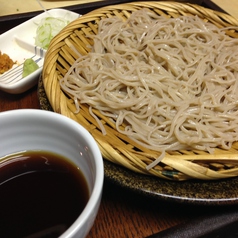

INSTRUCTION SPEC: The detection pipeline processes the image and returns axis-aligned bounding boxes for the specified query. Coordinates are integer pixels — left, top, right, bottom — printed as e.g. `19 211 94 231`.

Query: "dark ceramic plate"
38 77 238 206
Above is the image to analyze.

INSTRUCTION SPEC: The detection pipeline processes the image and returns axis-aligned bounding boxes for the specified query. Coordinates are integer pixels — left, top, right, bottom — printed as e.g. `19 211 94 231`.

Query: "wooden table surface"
1 0 238 237
211 0 238 19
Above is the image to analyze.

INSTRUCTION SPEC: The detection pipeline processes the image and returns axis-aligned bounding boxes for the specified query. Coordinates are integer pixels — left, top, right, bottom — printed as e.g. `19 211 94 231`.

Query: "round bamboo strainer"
42 1 238 181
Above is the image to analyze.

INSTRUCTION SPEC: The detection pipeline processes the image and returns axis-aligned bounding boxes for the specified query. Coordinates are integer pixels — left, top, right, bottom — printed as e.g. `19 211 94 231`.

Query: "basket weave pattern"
42 2 238 180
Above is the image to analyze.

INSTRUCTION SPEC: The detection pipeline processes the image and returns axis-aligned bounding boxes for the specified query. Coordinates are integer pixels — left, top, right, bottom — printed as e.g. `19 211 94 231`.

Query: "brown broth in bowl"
0 151 89 238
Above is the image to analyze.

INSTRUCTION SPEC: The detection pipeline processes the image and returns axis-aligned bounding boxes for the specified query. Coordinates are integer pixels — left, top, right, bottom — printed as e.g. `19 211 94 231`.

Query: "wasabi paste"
22 58 39 78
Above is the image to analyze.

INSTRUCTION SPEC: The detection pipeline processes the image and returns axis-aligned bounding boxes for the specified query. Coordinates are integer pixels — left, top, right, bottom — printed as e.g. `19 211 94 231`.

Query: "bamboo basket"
42 1 238 181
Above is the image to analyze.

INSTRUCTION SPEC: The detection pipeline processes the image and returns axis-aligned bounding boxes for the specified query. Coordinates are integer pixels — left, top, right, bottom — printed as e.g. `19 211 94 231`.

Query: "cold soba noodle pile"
60 9 238 169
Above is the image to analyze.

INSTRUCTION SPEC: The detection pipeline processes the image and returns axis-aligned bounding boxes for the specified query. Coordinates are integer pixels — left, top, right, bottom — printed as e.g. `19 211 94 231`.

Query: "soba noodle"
60 9 238 169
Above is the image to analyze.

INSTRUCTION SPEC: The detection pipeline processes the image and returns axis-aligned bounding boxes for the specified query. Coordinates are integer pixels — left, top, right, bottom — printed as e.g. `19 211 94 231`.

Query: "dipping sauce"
0 151 89 238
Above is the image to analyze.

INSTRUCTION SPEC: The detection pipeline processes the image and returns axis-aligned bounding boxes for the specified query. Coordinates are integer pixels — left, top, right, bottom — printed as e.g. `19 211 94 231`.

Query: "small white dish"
0 9 79 94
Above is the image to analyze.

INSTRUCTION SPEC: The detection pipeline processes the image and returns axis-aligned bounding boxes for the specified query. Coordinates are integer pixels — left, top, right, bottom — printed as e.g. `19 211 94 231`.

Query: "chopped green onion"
35 17 69 50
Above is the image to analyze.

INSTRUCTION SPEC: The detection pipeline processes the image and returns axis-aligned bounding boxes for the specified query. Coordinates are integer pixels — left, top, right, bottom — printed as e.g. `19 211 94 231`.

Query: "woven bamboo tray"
42 1 238 181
